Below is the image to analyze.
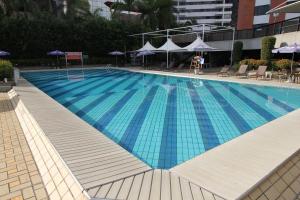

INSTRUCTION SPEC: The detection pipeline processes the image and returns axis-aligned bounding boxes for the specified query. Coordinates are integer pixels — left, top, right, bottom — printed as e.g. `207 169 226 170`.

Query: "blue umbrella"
108 51 125 65
136 50 155 66
47 50 65 68
47 50 65 56
136 50 155 57
0 50 10 57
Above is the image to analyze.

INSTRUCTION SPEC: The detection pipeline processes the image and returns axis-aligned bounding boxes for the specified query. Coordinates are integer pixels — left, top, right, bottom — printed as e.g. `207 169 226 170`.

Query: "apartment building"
88 0 119 19
237 0 300 30
173 0 234 26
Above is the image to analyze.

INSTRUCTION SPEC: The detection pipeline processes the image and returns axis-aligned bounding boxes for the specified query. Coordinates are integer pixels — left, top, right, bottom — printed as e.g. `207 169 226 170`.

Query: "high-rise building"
237 0 300 30
88 0 236 27
173 0 234 26
88 0 119 19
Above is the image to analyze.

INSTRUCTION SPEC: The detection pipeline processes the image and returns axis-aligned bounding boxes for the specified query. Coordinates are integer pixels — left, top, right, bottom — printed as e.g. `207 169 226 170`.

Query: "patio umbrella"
272 43 300 73
0 50 10 57
136 50 155 57
137 50 155 66
47 50 65 67
108 51 125 66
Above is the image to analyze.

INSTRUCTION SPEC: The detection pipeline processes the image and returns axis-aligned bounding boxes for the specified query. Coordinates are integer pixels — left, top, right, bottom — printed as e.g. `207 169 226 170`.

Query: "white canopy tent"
183 37 218 52
155 38 184 67
136 41 158 52
130 24 235 68
156 38 183 52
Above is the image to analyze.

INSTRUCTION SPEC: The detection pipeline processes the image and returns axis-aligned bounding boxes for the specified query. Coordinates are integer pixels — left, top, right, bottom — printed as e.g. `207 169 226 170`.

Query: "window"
254 5 270 16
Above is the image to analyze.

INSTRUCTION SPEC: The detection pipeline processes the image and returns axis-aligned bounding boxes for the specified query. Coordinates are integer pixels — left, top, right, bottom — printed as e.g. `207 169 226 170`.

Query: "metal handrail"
205 16 300 42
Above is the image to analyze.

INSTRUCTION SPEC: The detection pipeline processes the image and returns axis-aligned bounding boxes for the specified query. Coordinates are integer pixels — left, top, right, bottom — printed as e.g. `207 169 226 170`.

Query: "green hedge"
240 59 268 70
261 36 276 64
0 60 13 81
232 41 243 64
0 15 145 62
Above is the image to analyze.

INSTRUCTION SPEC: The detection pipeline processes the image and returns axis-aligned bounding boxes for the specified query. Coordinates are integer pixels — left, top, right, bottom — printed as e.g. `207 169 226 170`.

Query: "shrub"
275 59 298 70
240 59 256 70
240 59 268 70
254 60 268 68
261 36 276 64
0 60 13 81
232 41 243 64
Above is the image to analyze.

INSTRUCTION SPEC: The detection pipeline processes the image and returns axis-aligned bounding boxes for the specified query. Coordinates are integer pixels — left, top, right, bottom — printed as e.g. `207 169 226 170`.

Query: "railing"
205 16 300 42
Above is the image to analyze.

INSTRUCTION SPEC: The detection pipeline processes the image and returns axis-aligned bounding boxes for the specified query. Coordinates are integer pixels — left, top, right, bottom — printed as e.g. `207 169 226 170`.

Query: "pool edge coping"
15 68 300 200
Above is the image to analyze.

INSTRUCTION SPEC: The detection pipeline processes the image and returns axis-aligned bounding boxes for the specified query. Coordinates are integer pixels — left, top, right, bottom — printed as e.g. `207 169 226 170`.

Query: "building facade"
237 0 300 30
88 0 119 19
173 0 234 26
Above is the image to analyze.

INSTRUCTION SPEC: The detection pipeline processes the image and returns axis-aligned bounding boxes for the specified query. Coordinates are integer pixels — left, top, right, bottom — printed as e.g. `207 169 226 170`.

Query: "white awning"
156 38 183 52
182 37 218 52
136 41 158 52
267 1 300 14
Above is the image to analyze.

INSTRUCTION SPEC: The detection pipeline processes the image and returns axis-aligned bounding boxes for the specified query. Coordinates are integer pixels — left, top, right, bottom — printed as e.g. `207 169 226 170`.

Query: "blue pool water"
22 69 300 169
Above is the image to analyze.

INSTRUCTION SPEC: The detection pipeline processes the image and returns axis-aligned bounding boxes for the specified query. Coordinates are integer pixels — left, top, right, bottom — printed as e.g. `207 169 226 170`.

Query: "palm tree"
136 0 174 30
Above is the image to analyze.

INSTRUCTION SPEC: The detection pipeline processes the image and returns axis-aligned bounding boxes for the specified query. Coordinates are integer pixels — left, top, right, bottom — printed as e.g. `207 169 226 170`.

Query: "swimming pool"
21 68 300 169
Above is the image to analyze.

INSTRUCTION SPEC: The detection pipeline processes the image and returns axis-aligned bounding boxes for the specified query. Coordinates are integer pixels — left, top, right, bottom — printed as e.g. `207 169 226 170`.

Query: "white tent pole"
230 27 236 67
167 29 169 69
142 33 145 65
202 24 205 57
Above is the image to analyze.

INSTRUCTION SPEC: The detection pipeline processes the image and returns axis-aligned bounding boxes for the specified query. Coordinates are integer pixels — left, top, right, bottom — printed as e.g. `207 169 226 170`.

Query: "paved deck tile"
0 93 48 200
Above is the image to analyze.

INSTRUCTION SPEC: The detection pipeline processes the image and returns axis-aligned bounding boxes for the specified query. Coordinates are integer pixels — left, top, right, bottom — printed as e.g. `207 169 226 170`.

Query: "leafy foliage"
0 60 13 80
275 59 298 70
0 15 144 61
240 59 268 70
232 41 243 64
261 36 276 64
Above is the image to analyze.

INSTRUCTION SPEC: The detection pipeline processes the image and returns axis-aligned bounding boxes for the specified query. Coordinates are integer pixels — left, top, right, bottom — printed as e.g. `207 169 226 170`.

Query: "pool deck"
0 93 48 200
5 67 300 199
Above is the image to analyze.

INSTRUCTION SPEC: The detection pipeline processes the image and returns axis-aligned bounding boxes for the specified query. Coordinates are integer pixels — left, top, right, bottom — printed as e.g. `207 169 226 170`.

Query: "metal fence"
205 16 300 42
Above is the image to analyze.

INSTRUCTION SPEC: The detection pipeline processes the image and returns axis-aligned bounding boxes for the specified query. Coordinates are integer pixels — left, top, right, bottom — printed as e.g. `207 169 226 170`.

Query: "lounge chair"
218 65 230 77
256 65 267 79
236 65 248 77
247 66 267 79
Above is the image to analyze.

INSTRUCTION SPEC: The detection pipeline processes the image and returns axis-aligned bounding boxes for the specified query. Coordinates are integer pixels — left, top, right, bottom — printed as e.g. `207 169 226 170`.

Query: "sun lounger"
247 65 267 79
218 65 230 77
236 65 248 77
256 65 267 79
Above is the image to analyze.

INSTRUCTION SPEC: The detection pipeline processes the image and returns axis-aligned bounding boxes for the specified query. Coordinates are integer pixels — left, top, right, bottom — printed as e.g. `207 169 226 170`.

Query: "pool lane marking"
75 92 115 117
223 84 276 121
94 76 161 133
186 82 220 151
61 77 121 107
39 70 118 91
73 74 145 117
42 70 123 97
118 86 159 152
124 74 145 90
157 85 177 169
51 71 130 99
44 70 125 94
93 89 139 132
244 86 295 112
204 81 252 133
22 69 103 86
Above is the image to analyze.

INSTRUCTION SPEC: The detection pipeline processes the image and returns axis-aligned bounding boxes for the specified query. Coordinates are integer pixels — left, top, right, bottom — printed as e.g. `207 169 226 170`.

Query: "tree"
232 41 243 64
261 36 276 65
136 0 175 30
